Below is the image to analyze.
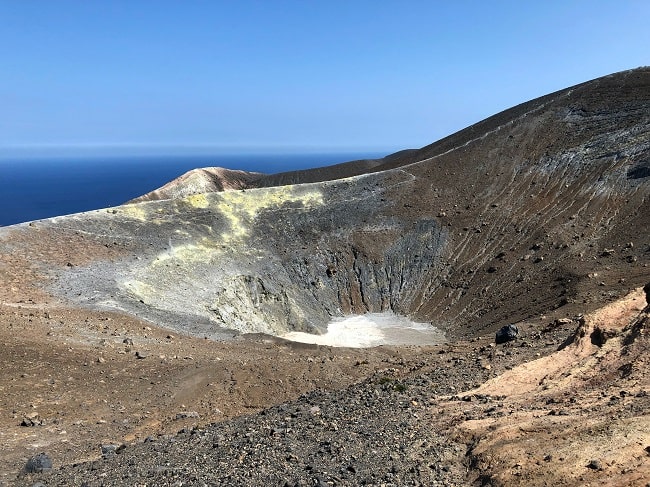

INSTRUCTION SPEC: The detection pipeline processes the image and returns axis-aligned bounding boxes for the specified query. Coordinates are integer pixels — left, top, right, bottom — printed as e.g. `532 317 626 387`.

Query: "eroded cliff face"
1 68 649 340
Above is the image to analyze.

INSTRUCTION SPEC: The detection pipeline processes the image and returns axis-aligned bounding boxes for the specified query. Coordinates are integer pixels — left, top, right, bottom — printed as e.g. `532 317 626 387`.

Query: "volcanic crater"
1 67 649 486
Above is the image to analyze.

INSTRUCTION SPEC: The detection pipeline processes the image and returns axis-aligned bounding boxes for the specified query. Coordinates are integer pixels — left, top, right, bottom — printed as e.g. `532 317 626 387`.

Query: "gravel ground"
17 325 569 486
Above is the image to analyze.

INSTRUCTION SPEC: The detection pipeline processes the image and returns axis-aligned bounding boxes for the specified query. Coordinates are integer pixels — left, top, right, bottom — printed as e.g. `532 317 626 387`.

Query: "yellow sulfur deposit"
119 204 149 222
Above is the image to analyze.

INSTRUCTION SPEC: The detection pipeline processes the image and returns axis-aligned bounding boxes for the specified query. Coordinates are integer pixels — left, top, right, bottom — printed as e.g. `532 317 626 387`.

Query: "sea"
0 152 385 227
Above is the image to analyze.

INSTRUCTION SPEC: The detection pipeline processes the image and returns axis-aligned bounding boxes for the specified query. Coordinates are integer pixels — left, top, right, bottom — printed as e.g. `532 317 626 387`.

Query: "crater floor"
281 312 446 348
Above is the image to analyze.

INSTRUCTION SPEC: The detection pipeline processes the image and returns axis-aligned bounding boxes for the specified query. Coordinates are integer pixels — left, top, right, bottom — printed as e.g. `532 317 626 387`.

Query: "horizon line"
0 144 400 160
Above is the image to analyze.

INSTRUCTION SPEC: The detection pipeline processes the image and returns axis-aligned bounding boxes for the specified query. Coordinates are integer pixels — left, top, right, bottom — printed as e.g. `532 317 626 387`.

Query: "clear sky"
1 1 648 157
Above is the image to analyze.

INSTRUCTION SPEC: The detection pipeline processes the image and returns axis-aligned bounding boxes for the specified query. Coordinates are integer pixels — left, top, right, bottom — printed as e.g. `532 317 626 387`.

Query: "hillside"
127 167 265 203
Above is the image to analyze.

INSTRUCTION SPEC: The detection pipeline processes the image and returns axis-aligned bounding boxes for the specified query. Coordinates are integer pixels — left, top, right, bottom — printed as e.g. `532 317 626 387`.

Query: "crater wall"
2 68 649 340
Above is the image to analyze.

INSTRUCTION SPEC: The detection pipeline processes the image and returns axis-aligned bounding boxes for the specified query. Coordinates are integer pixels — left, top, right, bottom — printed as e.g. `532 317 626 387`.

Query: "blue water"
0 152 384 227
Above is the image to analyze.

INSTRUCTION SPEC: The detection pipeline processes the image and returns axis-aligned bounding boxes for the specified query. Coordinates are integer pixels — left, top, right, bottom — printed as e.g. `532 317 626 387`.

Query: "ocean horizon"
0 152 386 227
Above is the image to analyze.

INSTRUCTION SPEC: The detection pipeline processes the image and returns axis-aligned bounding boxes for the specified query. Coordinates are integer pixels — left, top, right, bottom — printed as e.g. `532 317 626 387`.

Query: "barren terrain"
1 67 649 485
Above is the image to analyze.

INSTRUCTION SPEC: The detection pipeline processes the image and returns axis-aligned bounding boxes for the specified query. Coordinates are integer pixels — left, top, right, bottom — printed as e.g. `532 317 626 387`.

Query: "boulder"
24 452 52 473
495 324 519 344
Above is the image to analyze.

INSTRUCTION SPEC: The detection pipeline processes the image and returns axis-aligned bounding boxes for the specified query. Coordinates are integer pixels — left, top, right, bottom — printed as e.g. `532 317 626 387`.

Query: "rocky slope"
16 289 650 486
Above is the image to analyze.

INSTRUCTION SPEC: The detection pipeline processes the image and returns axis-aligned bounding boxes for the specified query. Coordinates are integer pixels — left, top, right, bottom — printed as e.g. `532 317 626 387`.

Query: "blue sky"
0 1 648 157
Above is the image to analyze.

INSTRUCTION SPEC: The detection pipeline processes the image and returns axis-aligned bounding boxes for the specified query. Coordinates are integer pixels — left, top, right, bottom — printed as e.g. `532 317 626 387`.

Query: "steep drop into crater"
1 68 649 341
